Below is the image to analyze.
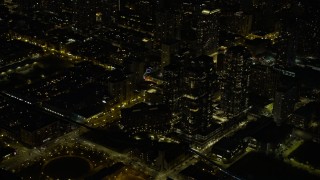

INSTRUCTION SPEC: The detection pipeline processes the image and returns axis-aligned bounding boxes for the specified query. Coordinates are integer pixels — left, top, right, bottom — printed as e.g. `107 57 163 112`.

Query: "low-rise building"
211 137 245 163
120 103 172 136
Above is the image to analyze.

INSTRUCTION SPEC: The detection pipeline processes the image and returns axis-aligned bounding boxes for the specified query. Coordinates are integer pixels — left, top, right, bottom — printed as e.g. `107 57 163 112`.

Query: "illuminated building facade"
116 0 182 49
163 64 181 114
154 11 179 48
273 80 297 125
117 0 156 41
180 55 214 135
124 57 145 88
297 2 320 57
163 52 216 138
221 11 252 36
211 137 245 163
221 46 251 118
120 103 172 136
161 39 180 68
20 119 60 147
72 0 98 33
108 70 133 103
250 64 276 98
195 9 220 55
275 30 297 68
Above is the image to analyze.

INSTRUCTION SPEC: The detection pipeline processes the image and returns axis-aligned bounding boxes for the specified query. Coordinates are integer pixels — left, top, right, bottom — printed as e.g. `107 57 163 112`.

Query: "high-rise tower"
195 9 220 55
180 55 214 134
221 46 251 118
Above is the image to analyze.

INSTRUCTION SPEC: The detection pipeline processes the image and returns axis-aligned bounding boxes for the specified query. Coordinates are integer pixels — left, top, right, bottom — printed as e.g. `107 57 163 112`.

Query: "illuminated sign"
143 67 153 80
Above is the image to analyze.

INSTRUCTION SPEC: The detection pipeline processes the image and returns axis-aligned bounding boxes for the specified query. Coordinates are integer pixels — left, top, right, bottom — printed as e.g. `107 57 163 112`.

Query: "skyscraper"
196 9 220 55
221 46 251 118
163 63 181 113
154 11 178 47
178 1 220 56
180 55 214 135
273 75 298 125
275 30 297 68
160 39 180 68
273 87 296 125
221 11 252 36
